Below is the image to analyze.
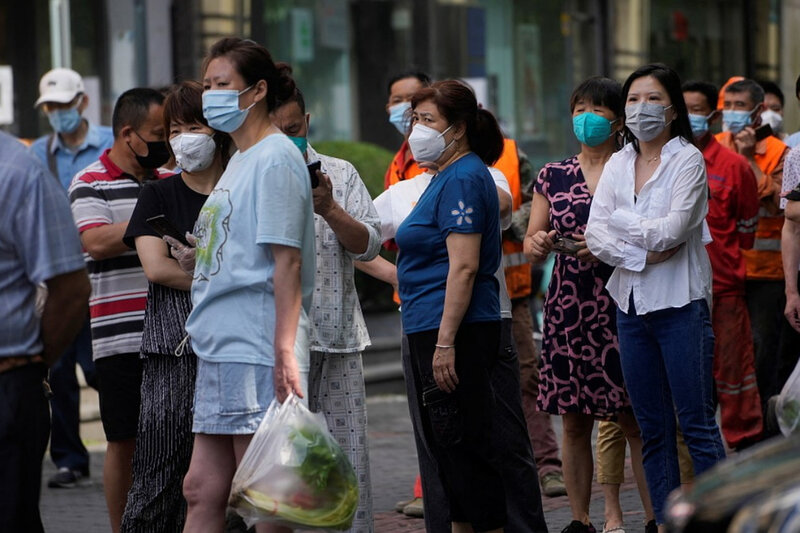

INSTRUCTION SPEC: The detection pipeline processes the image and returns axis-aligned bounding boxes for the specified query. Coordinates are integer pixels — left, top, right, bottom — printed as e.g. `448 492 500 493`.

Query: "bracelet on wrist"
435 344 455 350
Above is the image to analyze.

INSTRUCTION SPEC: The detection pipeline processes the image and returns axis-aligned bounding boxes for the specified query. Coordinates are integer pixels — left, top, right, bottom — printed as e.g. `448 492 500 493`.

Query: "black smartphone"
307 160 321 188
552 235 582 255
146 215 189 246
755 124 773 141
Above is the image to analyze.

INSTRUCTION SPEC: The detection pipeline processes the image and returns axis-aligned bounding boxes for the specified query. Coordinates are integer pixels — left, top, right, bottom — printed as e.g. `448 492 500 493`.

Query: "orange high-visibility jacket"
716 132 788 280
497 139 532 299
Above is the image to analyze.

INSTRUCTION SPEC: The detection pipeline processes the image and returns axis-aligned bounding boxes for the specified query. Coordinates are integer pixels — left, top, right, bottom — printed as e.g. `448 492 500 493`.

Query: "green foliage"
312 140 394 199
314 140 398 312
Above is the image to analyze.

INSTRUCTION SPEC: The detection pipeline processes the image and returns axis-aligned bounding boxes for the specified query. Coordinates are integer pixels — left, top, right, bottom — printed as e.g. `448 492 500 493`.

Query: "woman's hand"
274 349 304 402
525 229 557 262
571 234 599 263
163 232 197 275
646 245 682 264
432 345 459 393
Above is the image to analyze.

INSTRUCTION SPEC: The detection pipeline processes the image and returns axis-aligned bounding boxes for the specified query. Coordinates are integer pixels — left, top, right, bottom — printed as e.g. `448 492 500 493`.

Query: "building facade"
2 0 798 168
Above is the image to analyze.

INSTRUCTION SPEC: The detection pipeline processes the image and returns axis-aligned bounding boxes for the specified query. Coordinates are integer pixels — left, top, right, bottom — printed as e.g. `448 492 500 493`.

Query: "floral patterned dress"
534 155 629 417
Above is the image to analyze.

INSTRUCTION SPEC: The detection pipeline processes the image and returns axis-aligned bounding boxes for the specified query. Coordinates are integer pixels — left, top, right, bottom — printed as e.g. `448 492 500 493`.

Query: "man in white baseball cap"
29 67 113 491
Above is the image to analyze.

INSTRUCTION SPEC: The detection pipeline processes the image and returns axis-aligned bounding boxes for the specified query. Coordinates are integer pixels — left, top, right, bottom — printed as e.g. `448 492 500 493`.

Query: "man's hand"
786 292 800 333
432 345 459 393
312 171 336 217
734 126 757 159
163 232 196 275
525 229 557 262
646 245 682 264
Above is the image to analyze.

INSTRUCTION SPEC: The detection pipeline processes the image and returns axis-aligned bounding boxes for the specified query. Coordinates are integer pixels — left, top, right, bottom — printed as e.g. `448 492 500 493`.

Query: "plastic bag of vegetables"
777 360 800 436
228 393 359 530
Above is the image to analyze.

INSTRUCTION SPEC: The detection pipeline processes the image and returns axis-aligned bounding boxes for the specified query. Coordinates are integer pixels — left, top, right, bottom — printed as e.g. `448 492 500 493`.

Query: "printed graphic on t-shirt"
194 188 232 282
451 200 474 226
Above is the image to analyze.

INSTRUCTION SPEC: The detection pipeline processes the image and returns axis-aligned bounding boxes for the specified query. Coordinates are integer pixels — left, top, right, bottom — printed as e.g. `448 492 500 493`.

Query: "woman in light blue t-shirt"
176 38 316 533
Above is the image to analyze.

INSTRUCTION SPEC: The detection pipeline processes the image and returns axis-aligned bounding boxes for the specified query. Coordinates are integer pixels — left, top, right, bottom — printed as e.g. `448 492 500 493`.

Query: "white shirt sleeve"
488 166 513 230
585 158 648 272
372 188 396 242
607 160 708 252
781 147 800 210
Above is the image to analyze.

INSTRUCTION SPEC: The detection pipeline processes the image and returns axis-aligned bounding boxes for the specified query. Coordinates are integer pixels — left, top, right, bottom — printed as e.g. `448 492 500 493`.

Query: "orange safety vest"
716 132 788 280
497 139 532 299
384 140 424 189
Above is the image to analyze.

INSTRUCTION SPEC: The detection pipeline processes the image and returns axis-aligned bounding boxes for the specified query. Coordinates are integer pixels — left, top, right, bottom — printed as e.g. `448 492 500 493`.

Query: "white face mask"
408 123 455 163
169 133 217 173
626 102 673 142
760 109 783 134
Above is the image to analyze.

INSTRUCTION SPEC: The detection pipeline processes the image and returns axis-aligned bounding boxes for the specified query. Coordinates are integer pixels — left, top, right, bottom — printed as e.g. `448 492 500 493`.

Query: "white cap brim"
35 90 81 107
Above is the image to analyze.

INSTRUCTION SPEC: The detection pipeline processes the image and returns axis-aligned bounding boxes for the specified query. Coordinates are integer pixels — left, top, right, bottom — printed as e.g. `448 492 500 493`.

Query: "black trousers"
0 363 50 533
402 318 549 533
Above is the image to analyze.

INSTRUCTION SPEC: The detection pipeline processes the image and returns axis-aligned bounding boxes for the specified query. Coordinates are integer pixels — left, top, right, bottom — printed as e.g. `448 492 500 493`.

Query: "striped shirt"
69 149 171 359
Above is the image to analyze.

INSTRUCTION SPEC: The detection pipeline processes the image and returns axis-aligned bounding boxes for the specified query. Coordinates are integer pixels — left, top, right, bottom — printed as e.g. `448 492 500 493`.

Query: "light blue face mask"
722 107 757 134
288 135 307 155
202 86 255 133
688 113 713 137
388 101 411 135
572 112 616 147
47 104 83 134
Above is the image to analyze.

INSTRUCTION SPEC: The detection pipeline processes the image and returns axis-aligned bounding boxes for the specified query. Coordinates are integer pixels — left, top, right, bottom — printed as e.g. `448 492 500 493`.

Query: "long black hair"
621 63 694 151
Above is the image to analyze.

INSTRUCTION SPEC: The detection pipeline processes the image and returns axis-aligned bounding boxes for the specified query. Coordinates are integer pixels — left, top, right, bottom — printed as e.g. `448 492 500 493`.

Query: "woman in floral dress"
524 77 651 533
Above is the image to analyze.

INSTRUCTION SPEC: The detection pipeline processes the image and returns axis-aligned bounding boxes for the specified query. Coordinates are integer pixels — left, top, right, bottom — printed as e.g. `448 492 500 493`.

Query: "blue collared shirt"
0 131 86 357
30 120 114 190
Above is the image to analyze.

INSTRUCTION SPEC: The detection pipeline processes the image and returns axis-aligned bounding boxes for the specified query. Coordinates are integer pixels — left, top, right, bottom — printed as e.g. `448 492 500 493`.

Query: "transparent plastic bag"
777 360 800 436
228 394 358 530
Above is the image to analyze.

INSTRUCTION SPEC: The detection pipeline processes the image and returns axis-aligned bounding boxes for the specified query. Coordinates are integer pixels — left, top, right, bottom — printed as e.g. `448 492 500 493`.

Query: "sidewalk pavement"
41 393 650 533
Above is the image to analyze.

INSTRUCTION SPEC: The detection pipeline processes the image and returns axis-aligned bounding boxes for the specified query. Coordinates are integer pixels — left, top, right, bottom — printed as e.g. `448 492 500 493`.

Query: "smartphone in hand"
145 215 189 246
307 160 321 188
552 235 582 255
754 124 774 142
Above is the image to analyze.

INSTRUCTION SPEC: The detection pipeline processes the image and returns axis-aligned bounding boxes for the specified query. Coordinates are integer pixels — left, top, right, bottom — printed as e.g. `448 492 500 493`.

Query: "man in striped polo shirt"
69 87 171 533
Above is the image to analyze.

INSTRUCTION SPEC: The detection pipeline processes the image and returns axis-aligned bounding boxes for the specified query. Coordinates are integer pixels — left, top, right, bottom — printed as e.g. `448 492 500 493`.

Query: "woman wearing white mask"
174 38 315 533
395 80 507 533
585 64 726 532
120 80 231 532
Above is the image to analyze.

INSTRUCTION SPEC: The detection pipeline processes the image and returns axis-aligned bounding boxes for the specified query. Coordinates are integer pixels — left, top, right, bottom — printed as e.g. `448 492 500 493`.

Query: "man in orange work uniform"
684 81 763 449
716 78 792 418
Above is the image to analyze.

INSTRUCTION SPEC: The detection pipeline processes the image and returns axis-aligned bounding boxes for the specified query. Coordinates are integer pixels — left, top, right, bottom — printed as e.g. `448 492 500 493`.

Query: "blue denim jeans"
616 296 725 524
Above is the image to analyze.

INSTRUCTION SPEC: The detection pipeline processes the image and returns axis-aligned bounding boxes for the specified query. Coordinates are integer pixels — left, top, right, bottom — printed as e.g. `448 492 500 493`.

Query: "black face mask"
128 130 171 170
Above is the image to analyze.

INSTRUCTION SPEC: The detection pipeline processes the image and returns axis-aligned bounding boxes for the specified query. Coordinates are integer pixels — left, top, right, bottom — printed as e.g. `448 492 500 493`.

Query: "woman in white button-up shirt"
585 64 726 530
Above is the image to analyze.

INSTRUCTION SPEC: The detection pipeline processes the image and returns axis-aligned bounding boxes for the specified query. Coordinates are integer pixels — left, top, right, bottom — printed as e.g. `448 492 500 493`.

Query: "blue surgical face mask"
288 135 307 155
388 101 411 135
688 113 713 137
722 107 757 134
47 98 83 134
202 86 255 133
572 112 616 147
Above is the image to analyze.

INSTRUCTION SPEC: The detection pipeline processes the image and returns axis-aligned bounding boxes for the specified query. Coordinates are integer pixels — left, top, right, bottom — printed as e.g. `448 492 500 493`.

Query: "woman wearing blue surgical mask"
524 77 654 533
120 80 231 532
175 38 316 533
586 64 726 532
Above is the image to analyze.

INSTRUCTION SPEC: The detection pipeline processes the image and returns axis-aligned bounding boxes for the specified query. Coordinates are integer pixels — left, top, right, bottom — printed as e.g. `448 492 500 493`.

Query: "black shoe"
644 520 657 533
47 467 85 489
561 520 597 533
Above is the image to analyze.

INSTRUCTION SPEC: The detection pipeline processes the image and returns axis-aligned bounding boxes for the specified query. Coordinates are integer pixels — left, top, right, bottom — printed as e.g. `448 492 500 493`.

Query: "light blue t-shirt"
185 133 316 368
30 121 114 190
0 131 86 357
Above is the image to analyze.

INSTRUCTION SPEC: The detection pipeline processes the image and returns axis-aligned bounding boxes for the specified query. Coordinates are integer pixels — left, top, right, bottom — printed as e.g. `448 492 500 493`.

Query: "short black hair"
725 79 765 106
386 70 431 95
275 87 307 115
758 80 784 107
682 81 719 111
112 87 165 137
569 77 623 118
